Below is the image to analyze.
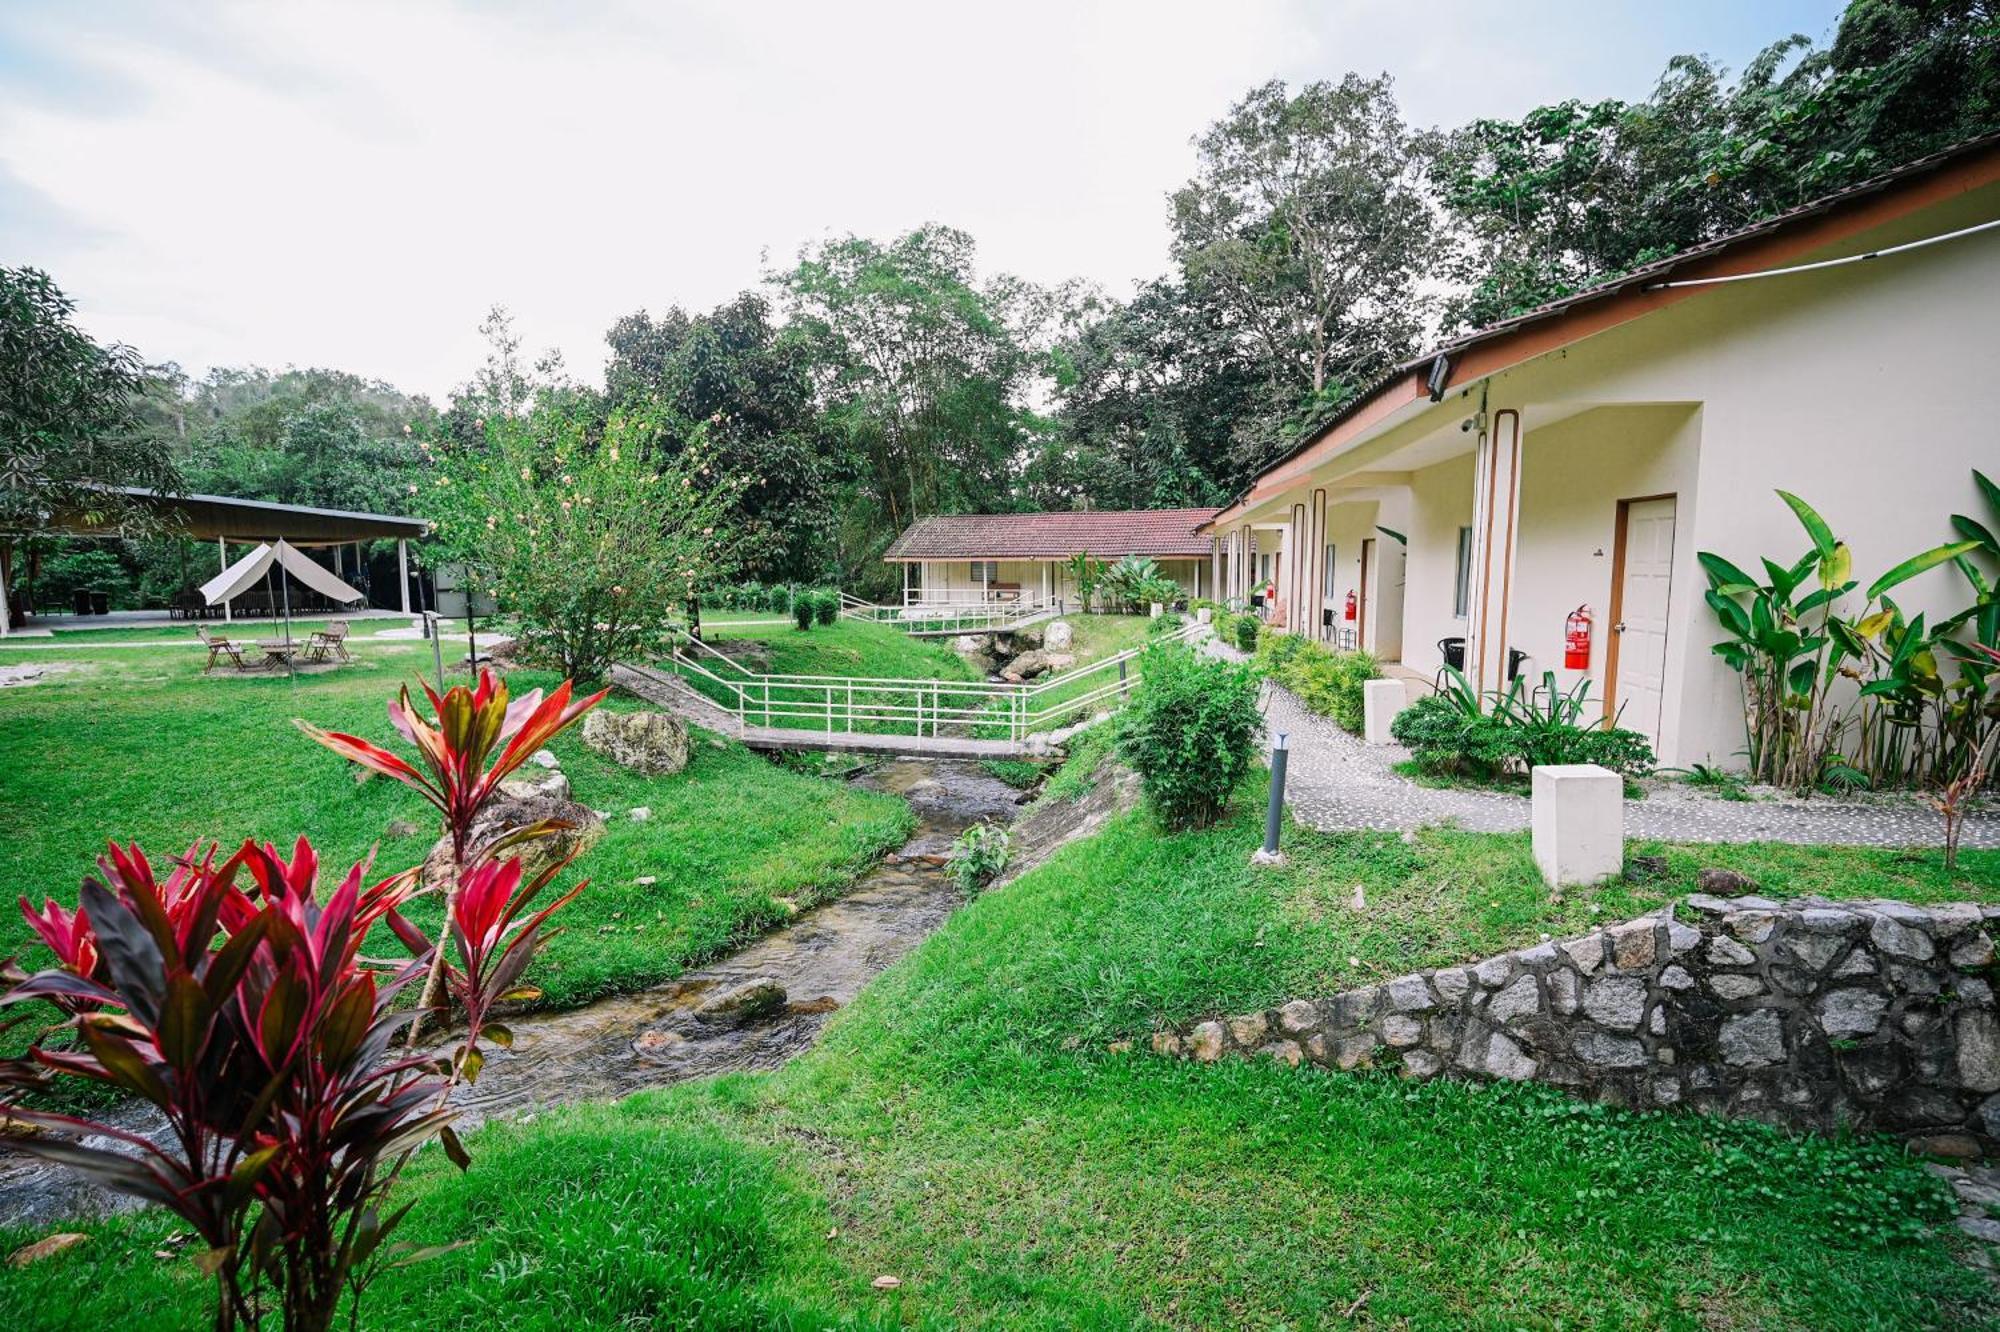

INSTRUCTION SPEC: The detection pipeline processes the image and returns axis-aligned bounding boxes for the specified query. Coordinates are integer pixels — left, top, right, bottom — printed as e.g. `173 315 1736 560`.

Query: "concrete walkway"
1207 639 2000 850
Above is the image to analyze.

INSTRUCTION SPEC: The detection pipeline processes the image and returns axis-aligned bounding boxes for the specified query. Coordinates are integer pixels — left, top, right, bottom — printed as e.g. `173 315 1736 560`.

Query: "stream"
0 758 1022 1230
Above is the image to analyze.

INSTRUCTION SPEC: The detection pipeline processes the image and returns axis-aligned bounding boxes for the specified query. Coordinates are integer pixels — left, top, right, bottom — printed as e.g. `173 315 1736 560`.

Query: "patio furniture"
305 620 352 663
1434 636 1467 691
257 639 301 670
196 627 257 674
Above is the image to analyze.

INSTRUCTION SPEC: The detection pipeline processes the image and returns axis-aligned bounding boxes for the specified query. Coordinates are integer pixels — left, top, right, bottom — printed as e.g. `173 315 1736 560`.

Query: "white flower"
406 484 418 495
520 467 532 481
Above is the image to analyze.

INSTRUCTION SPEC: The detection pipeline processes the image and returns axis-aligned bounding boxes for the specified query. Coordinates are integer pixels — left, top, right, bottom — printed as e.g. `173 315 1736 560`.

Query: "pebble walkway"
1206 638 2000 850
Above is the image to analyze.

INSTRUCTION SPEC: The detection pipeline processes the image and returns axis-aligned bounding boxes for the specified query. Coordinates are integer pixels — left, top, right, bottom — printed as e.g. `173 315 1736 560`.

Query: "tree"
1170 75 1434 467
0 267 178 614
776 225 1042 572
605 293 847 583
422 397 747 683
1431 2 2000 329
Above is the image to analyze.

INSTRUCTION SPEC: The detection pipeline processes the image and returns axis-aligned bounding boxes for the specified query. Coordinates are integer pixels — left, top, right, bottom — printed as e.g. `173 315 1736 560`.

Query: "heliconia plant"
296 669 605 1032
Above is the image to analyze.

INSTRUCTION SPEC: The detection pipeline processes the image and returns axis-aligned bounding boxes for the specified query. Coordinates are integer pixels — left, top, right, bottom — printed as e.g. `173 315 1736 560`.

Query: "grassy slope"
8 748 1996 1329
0 642 911 1016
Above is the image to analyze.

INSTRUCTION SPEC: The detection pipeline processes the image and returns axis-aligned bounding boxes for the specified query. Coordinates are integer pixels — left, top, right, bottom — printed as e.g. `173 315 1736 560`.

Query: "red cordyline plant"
297 669 605 1033
1 835 585 1332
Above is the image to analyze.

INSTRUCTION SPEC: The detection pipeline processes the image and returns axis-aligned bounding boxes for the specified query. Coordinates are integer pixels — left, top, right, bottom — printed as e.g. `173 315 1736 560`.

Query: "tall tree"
1170 74 1434 467
605 293 846 582
776 225 1040 567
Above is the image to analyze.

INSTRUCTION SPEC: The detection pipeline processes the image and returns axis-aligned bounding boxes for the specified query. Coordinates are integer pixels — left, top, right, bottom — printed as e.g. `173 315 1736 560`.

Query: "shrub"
1119 643 1265 829
1150 610 1186 637
793 595 816 630
1393 692 1511 776
949 821 1011 890
814 588 839 625
1256 635 1378 733
1389 672 1656 778
1233 615 1260 653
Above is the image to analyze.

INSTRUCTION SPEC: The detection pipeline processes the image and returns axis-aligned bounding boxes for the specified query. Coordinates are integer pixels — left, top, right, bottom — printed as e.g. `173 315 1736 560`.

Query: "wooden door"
1608 496 1677 749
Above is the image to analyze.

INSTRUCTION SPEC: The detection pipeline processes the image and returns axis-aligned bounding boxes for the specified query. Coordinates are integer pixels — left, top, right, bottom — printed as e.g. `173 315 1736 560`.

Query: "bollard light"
1254 731 1289 866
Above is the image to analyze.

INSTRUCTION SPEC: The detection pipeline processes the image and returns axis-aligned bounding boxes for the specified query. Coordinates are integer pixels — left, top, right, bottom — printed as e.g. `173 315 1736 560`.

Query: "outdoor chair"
196 626 257 675
306 620 352 663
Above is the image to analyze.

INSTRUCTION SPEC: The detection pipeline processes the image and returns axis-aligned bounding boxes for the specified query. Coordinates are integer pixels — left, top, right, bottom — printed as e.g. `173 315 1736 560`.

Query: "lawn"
0 640 913 1027
7 742 1994 1329
672 618 982 735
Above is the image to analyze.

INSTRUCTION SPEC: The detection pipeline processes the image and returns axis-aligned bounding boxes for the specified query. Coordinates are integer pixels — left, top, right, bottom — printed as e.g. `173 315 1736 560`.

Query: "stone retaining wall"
1154 894 2000 1155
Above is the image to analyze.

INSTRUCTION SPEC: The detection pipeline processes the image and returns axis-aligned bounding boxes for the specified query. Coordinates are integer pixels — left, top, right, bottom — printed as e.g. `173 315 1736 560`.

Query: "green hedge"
1255 634 1378 733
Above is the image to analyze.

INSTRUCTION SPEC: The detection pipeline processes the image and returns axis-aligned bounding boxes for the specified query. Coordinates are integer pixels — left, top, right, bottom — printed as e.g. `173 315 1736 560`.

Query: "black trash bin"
91 591 110 616
72 589 93 616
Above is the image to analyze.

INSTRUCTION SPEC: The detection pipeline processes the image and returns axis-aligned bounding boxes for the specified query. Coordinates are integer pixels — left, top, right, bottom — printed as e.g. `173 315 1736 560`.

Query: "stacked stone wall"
1155 895 2000 1153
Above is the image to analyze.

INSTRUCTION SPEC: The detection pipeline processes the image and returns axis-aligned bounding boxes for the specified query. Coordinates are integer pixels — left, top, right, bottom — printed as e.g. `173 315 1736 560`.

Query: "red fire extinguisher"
1564 604 1592 670
1343 589 1357 622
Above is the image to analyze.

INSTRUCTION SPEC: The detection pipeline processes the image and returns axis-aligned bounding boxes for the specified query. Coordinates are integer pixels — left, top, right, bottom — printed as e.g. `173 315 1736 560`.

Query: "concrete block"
1531 764 1623 888
1196 607 1213 624
1362 678 1405 746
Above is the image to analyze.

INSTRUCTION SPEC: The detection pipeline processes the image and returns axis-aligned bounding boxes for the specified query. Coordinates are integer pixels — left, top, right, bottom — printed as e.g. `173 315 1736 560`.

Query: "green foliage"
1256 633 1379 733
1118 643 1264 829
1 266 174 536
1233 613 1260 653
1099 554 1163 611
1064 550 1105 613
1148 610 1185 637
948 821 1011 891
791 594 815 631
812 588 838 626
29 548 134 609
1391 669 1654 778
422 399 748 684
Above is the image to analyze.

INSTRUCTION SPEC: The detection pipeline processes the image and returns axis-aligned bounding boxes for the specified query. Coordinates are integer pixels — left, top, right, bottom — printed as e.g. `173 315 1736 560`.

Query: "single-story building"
1203 132 2000 769
883 507 1222 605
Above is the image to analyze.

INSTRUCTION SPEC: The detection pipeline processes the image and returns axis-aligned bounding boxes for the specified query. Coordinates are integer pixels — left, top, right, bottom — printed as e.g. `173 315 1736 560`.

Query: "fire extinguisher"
1343 589 1357 622
1564 604 1592 670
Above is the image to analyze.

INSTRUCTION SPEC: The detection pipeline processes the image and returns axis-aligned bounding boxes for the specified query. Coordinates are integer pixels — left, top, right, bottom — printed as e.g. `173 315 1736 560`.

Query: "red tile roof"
883 508 1222 561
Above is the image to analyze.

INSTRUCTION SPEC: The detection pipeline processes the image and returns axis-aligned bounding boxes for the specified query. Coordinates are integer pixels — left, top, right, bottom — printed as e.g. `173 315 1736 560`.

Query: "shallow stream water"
0 758 1021 1229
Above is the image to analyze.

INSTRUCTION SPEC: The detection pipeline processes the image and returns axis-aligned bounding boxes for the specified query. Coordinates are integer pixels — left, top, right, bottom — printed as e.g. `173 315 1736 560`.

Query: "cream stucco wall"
912 557 1205 604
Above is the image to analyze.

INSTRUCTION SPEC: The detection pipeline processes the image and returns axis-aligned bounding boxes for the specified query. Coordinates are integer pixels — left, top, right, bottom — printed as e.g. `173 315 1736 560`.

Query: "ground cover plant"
0 641 912 1053
1254 631 1377 732
1391 665 1655 785
7 746 1997 1329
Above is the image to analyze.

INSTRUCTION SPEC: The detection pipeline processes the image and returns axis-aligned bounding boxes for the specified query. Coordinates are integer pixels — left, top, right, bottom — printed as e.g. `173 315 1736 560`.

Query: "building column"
1466 408 1525 695
397 538 411 614
219 537 233 622
1308 488 1329 643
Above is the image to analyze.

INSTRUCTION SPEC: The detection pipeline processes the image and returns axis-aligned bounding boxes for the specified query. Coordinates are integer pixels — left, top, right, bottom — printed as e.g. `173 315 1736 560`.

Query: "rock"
1043 653 1076 672
1277 999 1320 1035
1707 936 1757 967
1833 949 1878 978
9 1233 88 1267
697 979 787 1025
1043 620 1074 651
1380 1015 1423 1047
1151 1030 1182 1057
1260 1040 1304 1067
1227 1013 1269 1048
1188 1021 1225 1062
872 1275 903 1291
1696 867 1759 895
1002 649 1057 680
1720 1010 1786 1067
1487 975 1542 1025
1385 975 1437 1013
1910 1133 1983 1159
1561 934 1606 975
951 634 989 655
1953 933 1997 968
1778 931 1845 973
1958 1216 2000 1245
1869 913 1935 962
1484 1031 1537 1081
1660 965 1695 990
1709 974 1766 1001
1815 988 1889 1038
634 874 657 885
1433 968 1472 1003
1609 920 1657 971
529 748 560 769
629 806 651 822
1549 969 1580 1015
385 818 426 839
499 769 571 802
1583 977 1647 1031
1401 1050 1443 1078
582 709 691 776
1573 1031 1647 1068
1958 1011 2000 1093
1474 955 1513 988
422 793 605 892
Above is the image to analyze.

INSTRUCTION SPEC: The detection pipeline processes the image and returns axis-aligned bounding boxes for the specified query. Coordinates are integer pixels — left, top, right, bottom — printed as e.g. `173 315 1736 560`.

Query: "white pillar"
1363 679 1404 745
397 538 411 614
1531 764 1624 887
219 537 233 622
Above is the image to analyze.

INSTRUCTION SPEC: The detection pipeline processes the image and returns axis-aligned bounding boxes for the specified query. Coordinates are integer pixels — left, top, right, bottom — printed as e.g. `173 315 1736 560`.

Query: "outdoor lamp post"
1253 731 1289 866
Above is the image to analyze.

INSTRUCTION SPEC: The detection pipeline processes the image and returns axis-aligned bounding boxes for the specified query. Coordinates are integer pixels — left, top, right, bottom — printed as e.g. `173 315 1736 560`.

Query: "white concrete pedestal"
1362 678 1405 746
1531 763 1624 888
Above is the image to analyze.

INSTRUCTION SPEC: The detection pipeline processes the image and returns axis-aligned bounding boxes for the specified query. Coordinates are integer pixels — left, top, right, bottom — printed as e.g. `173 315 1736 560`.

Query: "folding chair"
197 626 256 674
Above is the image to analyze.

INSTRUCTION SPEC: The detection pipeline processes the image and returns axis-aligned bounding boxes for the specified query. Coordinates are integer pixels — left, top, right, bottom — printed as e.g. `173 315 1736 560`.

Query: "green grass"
11 617 484 645
9 744 1994 1328
672 619 981 735
0 642 912 1024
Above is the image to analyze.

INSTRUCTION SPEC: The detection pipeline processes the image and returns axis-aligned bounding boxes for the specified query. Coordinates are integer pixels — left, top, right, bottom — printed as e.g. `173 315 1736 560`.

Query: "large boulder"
1002 649 1057 681
422 793 604 892
1042 620 1074 651
952 634 994 656
582 709 690 776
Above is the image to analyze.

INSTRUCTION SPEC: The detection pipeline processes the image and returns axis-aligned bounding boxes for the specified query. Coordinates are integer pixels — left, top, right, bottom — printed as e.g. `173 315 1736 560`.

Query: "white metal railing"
658 621 1205 743
840 592 1054 634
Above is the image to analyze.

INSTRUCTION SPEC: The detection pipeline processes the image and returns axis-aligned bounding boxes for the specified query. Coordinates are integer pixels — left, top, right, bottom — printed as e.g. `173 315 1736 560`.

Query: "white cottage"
884 507 1221 607
1203 133 2000 769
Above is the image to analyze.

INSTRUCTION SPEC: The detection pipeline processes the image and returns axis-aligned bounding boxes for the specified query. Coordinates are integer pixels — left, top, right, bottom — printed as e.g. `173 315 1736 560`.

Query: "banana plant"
1065 550 1104 613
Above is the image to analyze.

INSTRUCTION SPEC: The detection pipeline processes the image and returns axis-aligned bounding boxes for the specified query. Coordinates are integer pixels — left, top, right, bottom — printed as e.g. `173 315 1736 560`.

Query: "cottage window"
1452 526 1474 618
1322 543 1337 597
969 560 998 586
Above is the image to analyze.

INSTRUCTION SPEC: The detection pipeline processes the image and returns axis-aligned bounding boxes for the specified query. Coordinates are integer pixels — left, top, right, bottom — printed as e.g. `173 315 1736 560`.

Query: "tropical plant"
1119 643 1265 830
1233 614 1260 653
1136 574 1183 611
0 826 584 1332
296 669 605 1034
1066 551 1105 613
1101 554 1163 612
1389 666 1653 778
1700 488 1980 791
948 821 1011 891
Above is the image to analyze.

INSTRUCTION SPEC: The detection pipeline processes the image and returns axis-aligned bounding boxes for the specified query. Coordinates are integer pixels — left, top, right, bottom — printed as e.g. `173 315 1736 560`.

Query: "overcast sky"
2 0 1845 401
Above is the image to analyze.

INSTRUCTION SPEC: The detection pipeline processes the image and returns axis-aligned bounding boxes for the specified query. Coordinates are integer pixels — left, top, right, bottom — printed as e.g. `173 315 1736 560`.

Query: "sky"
1 0 1847 401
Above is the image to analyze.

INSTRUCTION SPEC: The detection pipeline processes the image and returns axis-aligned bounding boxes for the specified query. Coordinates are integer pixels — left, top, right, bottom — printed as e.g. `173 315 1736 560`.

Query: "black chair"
1434 637 1467 692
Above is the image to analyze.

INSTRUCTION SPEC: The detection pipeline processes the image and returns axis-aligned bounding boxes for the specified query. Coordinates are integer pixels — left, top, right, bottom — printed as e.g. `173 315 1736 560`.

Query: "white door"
1614 497 1677 749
